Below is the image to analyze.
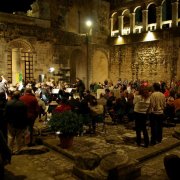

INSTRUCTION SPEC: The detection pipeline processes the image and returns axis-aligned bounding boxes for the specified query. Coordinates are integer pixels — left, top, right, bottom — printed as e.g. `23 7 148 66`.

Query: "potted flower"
48 111 83 148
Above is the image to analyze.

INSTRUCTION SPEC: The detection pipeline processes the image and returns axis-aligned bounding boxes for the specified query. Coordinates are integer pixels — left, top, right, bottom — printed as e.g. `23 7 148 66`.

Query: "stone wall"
109 32 180 84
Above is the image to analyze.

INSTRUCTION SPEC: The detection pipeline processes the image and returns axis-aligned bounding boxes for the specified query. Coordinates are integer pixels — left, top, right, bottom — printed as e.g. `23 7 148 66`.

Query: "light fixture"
115 35 124 45
49 67 55 73
143 31 156 42
86 20 92 27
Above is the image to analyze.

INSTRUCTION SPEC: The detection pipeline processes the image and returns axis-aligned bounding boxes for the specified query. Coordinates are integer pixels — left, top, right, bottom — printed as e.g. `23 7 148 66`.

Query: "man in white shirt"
149 83 166 145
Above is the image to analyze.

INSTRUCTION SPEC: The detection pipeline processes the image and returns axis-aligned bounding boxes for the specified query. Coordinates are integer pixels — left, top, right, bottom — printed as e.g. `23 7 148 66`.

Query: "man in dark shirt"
5 91 28 154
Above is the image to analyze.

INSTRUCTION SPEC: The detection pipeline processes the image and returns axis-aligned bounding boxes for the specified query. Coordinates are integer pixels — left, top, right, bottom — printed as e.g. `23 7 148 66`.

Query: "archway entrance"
7 39 35 85
70 49 86 86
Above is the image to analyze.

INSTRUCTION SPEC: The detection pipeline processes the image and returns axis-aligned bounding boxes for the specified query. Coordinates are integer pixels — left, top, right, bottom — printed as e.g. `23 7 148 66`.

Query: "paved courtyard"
4 119 180 180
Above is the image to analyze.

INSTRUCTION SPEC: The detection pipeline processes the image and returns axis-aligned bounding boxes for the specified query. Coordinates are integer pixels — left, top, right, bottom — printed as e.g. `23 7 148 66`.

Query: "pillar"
12 48 21 85
118 15 124 35
110 17 114 36
156 6 162 29
142 10 148 32
172 1 178 27
130 13 135 33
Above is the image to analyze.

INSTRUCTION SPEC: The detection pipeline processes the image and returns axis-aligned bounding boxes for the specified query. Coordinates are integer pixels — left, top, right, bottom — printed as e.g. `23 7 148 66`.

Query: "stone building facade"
109 0 180 84
0 0 110 87
0 0 179 88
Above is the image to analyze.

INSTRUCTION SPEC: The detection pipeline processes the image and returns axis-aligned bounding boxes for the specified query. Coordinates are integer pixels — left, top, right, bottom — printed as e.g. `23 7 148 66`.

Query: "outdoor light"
86 20 92 27
49 67 55 73
143 31 156 42
115 35 124 45
56 131 61 135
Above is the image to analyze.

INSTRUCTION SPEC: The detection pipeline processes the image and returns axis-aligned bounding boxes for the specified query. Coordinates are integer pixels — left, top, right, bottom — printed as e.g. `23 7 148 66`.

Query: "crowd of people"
0 75 180 178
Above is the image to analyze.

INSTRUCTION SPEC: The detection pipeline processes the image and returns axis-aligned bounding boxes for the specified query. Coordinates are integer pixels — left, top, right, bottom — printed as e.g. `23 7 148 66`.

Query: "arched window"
178 1 180 18
112 13 118 31
123 10 130 35
135 7 142 26
148 4 156 24
162 0 172 21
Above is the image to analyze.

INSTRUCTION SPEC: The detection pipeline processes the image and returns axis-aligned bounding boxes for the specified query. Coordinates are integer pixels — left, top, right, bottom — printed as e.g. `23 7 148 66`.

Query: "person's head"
25 88 32 94
86 90 90 94
12 91 21 99
89 98 97 106
105 89 110 94
60 98 69 105
169 90 175 98
153 83 161 92
109 91 114 97
139 86 149 99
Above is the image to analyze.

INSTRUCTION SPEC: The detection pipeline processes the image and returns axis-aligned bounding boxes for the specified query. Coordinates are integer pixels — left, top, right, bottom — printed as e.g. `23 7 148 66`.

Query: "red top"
20 93 39 120
53 104 72 113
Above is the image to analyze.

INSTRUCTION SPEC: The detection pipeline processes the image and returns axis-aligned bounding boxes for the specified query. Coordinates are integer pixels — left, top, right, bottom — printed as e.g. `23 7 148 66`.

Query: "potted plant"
48 110 83 148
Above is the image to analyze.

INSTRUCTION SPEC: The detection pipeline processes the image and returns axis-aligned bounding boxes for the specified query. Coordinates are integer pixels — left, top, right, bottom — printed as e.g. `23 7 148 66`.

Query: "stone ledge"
73 160 141 180
129 137 180 163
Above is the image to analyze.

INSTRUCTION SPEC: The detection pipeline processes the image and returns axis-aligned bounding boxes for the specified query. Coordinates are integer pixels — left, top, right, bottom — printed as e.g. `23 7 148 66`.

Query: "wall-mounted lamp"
143 31 156 42
49 67 55 73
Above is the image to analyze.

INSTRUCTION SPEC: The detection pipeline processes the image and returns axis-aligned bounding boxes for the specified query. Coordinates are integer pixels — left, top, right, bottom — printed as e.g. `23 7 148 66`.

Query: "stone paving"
4 119 180 180
5 150 77 180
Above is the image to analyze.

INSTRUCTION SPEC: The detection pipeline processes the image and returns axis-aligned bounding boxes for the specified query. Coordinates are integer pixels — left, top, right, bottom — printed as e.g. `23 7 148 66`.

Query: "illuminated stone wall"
109 34 180 84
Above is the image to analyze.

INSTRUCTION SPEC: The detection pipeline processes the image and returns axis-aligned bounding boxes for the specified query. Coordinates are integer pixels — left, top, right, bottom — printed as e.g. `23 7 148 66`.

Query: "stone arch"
111 11 119 31
122 9 131 33
134 6 143 26
7 38 35 52
122 9 130 16
6 39 35 84
92 49 108 84
70 49 86 85
162 0 172 21
147 2 157 9
134 6 141 13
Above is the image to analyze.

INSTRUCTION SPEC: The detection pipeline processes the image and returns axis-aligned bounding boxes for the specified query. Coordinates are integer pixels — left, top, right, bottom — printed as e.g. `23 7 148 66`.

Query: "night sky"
0 0 35 13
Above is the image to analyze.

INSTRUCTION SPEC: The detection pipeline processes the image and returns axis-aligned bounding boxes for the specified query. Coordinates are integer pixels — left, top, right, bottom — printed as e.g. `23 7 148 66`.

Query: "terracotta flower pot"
59 134 74 149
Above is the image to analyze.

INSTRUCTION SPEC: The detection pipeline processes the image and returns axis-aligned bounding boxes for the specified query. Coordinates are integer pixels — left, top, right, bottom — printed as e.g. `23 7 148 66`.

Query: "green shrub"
48 111 83 136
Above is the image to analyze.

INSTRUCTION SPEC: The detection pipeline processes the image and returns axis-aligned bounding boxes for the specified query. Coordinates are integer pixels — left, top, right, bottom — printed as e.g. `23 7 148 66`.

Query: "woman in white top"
133 86 150 147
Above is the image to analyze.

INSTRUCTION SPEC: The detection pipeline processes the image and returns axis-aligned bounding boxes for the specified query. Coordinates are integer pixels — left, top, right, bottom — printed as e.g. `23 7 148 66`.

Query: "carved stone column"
156 6 162 29
130 13 135 34
172 1 178 27
142 10 148 32
12 48 21 85
118 15 124 35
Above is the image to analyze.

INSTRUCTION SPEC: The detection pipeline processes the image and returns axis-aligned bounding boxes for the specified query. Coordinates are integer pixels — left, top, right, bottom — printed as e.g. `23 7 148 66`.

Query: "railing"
134 25 143 33
147 23 157 31
178 18 180 26
162 20 172 29
111 18 180 37
122 27 130 35
111 30 119 37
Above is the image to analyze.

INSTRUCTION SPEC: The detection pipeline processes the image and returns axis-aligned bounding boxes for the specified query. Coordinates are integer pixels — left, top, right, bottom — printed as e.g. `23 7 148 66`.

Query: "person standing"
149 83 166 145
76 78 85 100
0 76 7 100
173 93 180 121
133 86 150 147
0 92 7 142
20 88 39 146
5 91 28 154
